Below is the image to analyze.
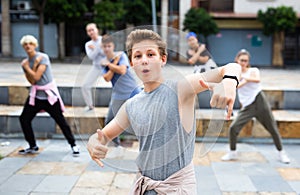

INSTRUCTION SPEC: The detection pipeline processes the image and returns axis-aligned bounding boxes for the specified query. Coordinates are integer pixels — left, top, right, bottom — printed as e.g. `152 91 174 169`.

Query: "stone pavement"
0 138 300 194
1 60 300 90
1 60 300 194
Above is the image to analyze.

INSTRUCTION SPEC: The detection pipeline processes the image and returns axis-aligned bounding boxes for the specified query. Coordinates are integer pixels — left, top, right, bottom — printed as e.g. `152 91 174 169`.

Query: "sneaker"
18 146 39 155
279 150 290 164
85 106 94 112
221 150 238 161
71 145 80 157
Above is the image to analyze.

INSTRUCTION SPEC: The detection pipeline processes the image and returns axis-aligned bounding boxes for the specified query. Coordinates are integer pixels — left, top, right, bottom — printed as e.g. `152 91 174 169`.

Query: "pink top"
29 81 65 112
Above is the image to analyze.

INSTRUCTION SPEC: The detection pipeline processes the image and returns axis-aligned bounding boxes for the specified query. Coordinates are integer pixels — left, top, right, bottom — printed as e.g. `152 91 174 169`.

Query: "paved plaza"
0 138 300 194
0 60 300 194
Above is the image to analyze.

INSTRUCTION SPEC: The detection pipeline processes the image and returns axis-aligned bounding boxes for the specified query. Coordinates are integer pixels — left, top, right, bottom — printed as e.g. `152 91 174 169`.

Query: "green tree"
183 8 219 43
124 0 152 26
93 0 125 33
257 6 297 66
44 0 88 24
33 0 88 58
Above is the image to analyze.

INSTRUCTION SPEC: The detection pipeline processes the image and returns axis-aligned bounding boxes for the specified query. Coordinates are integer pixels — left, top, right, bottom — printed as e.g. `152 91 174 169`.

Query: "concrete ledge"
2 85 112 107
1 106 300 139
195 109 300 139
3 85 300 109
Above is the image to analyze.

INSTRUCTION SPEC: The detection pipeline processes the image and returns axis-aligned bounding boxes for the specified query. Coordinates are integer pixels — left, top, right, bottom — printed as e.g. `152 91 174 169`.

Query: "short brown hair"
126 29 167 62
102 34 114 44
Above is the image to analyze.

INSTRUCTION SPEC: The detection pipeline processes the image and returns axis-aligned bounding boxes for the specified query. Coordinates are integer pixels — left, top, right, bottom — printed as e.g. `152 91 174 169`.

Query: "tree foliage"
44 0 88 24
183 8 219 38
124 0 152 26
257 6 297 36
93 0 125 31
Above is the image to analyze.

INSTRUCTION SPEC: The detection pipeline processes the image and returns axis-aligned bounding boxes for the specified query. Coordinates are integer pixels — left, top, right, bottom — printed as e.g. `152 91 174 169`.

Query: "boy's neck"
143 79 164 93
107 51 115 60
28 50 37 59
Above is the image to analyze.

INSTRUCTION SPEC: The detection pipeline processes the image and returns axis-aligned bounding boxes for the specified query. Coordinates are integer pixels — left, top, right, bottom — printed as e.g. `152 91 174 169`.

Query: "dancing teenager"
101 35 141 147
18 35 79 156
82 23 106 110
221 49 290 164
88 29 241 194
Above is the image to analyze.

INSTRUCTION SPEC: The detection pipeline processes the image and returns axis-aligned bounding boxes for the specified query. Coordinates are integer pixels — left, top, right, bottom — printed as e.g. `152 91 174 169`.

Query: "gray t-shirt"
103 52 141 100
126 80 195 183
26 52 53 99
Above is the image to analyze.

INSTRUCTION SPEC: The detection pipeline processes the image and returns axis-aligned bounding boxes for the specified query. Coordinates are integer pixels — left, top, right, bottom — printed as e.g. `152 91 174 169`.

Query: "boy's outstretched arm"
87 129 109 167
87 103 130 167
180 63 241 118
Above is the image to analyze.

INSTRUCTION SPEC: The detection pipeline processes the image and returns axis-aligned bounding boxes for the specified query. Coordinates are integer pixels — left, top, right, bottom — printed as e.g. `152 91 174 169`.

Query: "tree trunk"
39 12 44 52
58 22 66 59
33 0 47 52
272 31 285 67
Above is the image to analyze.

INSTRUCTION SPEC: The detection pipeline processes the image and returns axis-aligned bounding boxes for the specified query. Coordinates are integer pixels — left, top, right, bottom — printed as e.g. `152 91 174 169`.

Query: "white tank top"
238 67 261 107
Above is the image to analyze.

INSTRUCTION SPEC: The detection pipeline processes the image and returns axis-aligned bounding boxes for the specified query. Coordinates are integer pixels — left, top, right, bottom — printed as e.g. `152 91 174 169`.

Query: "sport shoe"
221 150 238 161
279 150 290 164
71 145 80 157
18 146 39 155
84 106 94 112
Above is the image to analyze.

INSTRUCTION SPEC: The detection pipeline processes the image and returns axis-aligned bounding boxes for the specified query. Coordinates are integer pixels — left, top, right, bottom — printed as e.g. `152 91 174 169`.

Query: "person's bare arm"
102 53 125 82
22 59 35 84
106 63 127 75
103 70 114 82
21 56 44 84
22 63 46 83
87 103 129 167
105 53 126 75
178 63 241 118
198 55 210 64
237 68 260 88
187 44 205 65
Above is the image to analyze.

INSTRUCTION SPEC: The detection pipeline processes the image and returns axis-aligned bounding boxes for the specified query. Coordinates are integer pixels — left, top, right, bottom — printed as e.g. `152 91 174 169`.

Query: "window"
198 0 233 12
284 28 300 65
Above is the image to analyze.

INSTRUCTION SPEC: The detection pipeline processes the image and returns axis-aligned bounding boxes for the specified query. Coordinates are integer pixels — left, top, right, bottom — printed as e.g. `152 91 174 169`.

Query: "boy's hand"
88 44 95 49
199 79 236 120
100 59 110 67
33 56 43 71
21 59 29 68
87 129 108 167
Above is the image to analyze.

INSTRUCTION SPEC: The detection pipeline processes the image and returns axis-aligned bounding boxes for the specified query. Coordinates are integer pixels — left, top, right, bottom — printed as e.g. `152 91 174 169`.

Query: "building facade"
162 0 300 66
1 0 300 65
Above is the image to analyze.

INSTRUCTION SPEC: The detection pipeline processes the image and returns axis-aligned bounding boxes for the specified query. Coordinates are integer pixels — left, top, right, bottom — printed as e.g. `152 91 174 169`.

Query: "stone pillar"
161 0 168 42
178 0 191 62
1 0 11 56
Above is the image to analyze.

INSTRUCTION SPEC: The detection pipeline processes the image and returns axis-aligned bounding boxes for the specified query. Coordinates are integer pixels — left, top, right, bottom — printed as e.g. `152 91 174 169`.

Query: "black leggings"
19 97 76 148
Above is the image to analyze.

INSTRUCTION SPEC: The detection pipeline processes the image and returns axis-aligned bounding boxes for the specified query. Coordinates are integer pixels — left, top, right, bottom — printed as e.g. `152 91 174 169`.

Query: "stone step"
1 105 299 139
1 85 300 110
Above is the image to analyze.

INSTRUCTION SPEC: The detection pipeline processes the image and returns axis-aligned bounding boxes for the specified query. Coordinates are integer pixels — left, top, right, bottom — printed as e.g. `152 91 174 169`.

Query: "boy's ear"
130 61 133 67
161 55 167 66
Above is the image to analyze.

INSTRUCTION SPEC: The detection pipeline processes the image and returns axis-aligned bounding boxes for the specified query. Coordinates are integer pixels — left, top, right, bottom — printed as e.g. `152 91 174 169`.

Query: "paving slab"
0 138 299 194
